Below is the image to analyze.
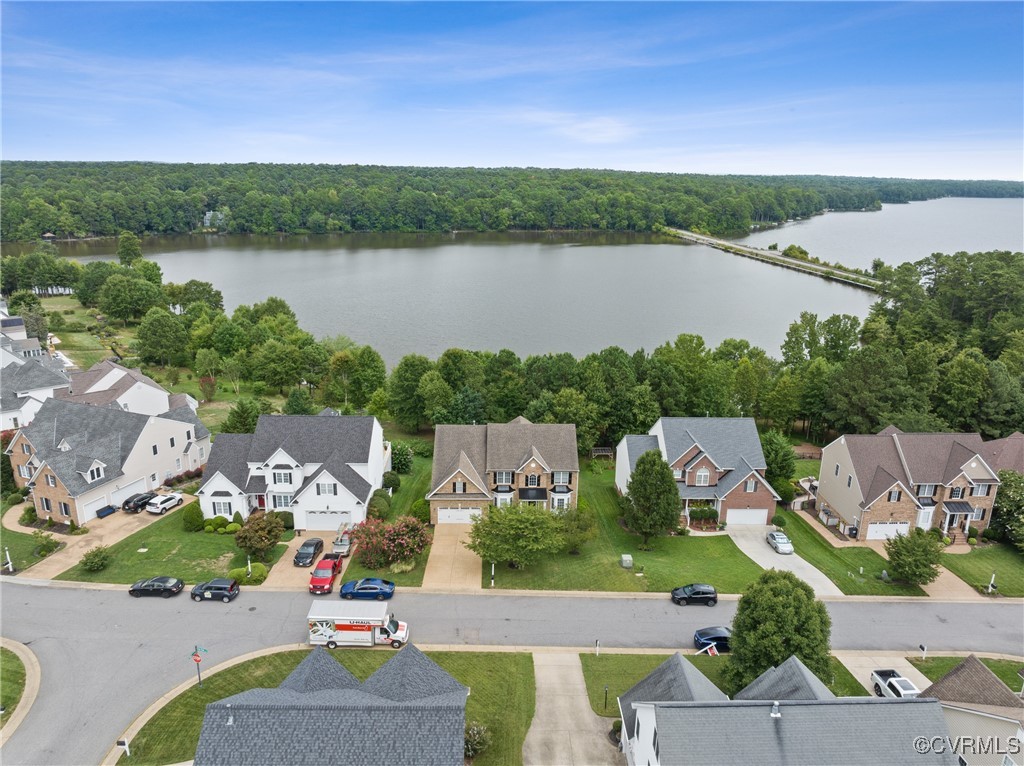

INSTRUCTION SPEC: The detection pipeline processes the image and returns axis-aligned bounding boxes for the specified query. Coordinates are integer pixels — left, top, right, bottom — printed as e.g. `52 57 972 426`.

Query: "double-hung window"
212 501 232 516
696 468 710 486
46 474 56 487
888 489 902 502
495 471 512 485
316 483 338 496
916 484 936 498
950 486 964 499
40 497 52 512
273 471 292 485
971 484 990 497
59 502 70 517
272 494 292 509
18 465 30 479
552 471 570 485
745 479 757 493
452 481 466 494
526 474 540 487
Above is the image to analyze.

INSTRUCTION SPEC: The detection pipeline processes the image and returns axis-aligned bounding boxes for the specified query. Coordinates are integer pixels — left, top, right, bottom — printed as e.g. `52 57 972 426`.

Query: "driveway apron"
421 523 481 592
728 524 844 596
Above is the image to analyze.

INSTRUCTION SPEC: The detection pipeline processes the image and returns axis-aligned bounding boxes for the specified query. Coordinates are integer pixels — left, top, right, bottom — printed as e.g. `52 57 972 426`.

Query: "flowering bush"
351 516 430 570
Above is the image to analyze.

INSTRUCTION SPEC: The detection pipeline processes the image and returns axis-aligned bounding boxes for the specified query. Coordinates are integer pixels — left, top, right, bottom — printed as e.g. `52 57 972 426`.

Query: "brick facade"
719 473 778 524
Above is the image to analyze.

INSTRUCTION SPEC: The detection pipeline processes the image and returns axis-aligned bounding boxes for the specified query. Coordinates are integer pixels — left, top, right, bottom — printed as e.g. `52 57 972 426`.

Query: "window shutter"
333 485 338 495
568 472 573 486
316 485 321 495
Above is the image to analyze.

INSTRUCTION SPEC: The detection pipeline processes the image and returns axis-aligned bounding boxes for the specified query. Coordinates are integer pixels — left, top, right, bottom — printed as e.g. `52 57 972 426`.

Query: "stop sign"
192 653 202 664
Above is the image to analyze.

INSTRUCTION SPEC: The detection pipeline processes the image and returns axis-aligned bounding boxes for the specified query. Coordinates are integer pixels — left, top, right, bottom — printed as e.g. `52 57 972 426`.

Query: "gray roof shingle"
734 655 836 701
1 359 69 411
618 653 727 737
920 654 1024 710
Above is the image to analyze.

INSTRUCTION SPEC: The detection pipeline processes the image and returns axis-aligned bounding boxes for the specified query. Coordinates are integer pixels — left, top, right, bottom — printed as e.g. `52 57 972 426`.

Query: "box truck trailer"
307 600 410 649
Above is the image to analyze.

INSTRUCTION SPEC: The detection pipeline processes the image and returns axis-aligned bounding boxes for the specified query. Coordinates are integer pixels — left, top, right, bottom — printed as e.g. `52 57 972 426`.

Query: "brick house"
5 398 210 526
615 417 780 526
426 416 579 524
817 425 1001 541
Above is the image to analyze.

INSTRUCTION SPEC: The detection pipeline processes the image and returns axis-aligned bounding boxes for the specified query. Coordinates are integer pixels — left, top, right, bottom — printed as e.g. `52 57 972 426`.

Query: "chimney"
770 701 781 719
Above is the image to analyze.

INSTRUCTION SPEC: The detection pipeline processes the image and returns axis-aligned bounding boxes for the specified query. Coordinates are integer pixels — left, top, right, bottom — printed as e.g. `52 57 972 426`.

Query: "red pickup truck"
308 553 344 595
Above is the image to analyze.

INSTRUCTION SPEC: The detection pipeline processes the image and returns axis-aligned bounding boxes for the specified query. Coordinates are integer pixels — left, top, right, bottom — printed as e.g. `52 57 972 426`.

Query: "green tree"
194 347 220 379
935 348 990 431
388 354 433 432
75 260 122 307
559 500 597 554
443 386 488 425
222 397 263 434
366 386 391 422
992 470 1024 552
465 503 565 569
724 570 832 695
417 370 454 426
131 259 163 287
99 274 165 324
221 355 245 395
884 529 944 585
7 289 41 315
234 511 285 562
116 230 143 266
283 387 317 415
350 346 387 409
136 307 187 366
252 338 304 393
760 429 796 497
625 450 681 547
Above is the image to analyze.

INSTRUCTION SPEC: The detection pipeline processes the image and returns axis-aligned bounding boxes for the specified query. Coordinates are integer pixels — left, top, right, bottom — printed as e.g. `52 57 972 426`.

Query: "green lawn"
793 459 821 481
485 467 763 593
940 543 1024 597
580 652 868 716
387 455 431 519
0 647 26 728
340 544 432 587
778 510 925 596
0 518 56 573
908 656 1024 691
119 648 534 766
54 503 294 584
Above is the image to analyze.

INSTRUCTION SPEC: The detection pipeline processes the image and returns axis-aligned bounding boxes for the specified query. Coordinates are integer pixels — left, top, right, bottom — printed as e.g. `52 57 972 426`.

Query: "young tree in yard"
625 451 681 547
884 529 944 585
350 346 387 409
993 470 1024 552
390 442 414 474
221 355 245 396
222 397 263 434
116 230 143 265
283 386 317 415
465 503 565 569
235 511 285 562
198 376 217 402
725 570 832 695
194 348 220 379
559 500 597 555
760 429 797 500
137 307 187 366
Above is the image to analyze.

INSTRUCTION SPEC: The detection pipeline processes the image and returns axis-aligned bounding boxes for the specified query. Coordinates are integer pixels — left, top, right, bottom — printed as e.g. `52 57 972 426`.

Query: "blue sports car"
339 577 396 600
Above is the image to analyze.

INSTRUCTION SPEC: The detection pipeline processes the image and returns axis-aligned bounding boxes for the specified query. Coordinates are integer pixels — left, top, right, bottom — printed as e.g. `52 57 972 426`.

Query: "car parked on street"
191 578 240 603
122 492 157 513
693 625 732 652
146 492 184 514
294 538 324 567
128 576 184 598
766 530 794 554
339 577 395 601
309 553 344 594
671 583 719 606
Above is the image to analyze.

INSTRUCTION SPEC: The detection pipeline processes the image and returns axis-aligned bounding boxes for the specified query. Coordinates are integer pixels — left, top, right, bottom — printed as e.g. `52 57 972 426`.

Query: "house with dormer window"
4 398 210 526
615 417 780 526
426 416 579 524
195 413 390 531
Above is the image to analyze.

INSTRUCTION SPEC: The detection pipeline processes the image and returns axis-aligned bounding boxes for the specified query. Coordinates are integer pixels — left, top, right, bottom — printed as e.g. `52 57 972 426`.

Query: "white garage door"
437 508 479 524
81 497 110 522
727 508 769 525
111 479 147 506
866 521 910 540
305 510 347 531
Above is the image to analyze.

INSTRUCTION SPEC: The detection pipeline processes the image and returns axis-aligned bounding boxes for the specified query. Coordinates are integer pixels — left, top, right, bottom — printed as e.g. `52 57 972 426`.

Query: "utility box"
620 554 633 569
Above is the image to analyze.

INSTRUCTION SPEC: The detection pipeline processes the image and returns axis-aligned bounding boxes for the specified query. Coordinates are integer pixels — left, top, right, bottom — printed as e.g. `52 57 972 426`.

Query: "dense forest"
2 161 1020 241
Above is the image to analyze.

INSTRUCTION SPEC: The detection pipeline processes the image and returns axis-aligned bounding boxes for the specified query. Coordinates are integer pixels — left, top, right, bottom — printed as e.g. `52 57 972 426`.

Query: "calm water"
11 197 1020 366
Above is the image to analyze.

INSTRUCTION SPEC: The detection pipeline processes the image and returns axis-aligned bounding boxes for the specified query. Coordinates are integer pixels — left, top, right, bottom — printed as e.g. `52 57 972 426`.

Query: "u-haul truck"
307 601 410 649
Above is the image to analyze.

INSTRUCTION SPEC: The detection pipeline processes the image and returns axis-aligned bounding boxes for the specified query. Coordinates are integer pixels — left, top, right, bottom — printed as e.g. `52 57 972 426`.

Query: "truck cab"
870 669 920 698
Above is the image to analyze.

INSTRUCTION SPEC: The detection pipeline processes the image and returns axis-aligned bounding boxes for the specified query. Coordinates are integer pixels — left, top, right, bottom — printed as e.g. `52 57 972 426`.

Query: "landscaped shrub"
774 481 796 505
391 442 414 473
181 503 206 532
943 536 952 545
273 510 294 530
368 496 390 521
409 499 431 525
204 525 215 533
372 489 391 507
382 471 401 492
210 516 230 531
352 516 430 570
217 527 227 534
967 527 979 540
225 522 241 534
20 486 31 497
80 546 112 572
232 510 244 526
32 530 59 557
771 514 787 528
968 537 978 546
982 527 1004 541
409 440 433 458
227 562 268 585
389 559 416 574
464 721 492 760
7 492 23 506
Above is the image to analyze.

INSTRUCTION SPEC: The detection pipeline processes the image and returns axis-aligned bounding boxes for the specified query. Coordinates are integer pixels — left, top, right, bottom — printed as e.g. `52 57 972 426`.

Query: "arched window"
696 468 710 486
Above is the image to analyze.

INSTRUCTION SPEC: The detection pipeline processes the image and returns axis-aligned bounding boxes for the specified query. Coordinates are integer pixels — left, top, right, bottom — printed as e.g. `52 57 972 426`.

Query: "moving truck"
307 601 410 649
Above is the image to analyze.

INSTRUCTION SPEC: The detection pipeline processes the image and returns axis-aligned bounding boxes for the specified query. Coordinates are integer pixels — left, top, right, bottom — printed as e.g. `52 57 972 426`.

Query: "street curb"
0 637 41 747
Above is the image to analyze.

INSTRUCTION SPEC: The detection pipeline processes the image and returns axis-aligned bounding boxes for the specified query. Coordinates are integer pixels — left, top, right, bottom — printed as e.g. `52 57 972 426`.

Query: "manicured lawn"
940 543 1024 597
580 652 868 716
54 504 294 584
119 648 534 766
909 656 1024 690
777 510 925 596
340 544 431 587
387 455 431 520
485 466 763 593
793 459 820 481
1 647 26 728
0 517 56 573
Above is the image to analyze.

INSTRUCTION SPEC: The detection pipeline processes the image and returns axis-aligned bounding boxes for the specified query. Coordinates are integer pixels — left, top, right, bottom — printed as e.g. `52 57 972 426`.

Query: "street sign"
192 653 202 664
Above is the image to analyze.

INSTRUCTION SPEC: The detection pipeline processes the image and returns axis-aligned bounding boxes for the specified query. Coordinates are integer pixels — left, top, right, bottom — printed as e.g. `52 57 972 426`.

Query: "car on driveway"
294 538 324 567
191 578 240 603
693 625 732 652
671 583 718 606
332 534 352 557
122 492 157 513
309 553 344 594
128 576 184 598
339 577 395 601
146 493 184 514
766 530 794 554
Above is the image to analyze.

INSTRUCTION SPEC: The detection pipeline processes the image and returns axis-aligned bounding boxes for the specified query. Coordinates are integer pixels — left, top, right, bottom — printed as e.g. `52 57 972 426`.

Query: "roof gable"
734 656 836 701
920 654 1024 710
656 418 767 478
618 653 727 737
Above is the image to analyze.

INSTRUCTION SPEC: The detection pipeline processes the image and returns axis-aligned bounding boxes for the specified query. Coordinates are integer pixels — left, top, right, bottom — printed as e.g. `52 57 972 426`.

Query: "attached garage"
303 510 350 531
111 479 147 507
81 496 110 522
725 508 770 525
865 521 910 540
437 507 481 524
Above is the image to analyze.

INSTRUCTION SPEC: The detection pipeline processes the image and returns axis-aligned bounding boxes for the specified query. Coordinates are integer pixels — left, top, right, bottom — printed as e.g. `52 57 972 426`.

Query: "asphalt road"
2 582 1022 766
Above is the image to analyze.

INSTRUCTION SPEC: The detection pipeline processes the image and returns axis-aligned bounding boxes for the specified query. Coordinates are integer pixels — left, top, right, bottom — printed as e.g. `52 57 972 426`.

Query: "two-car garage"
865 521 911 540
723 508 770 525
436 507 482 524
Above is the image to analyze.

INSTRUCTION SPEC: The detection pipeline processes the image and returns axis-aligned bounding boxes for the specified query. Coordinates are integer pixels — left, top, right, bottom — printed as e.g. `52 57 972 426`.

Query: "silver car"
766 530 794 554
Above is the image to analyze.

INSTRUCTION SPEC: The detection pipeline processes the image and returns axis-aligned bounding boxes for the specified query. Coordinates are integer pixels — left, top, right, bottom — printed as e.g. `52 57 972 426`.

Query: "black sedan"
128 576 184 598
671 583 718 606
693 625 732 653
340 578 396 600
293 537 324 567
122 492 157 513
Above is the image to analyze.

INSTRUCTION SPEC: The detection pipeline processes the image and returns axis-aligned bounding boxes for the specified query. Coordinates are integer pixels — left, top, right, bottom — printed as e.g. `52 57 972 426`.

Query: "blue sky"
2 2 1021 179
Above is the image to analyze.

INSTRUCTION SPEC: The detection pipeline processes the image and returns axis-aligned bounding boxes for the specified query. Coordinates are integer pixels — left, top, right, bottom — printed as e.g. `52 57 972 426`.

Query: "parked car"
122 492 157 513
146 493 184 514
191 578 240 603
766 530 794 554
871 669 921 698
309 553 344 595
339 577 396 601
332 534 352 557
693 625 732 652
671 583 718 606
294 538 324 567
128 576 184 598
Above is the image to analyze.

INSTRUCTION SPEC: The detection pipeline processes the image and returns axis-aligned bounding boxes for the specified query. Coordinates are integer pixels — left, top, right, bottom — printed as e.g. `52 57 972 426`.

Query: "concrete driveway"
421 524 481 592
728 525 844 596
261 534 357 592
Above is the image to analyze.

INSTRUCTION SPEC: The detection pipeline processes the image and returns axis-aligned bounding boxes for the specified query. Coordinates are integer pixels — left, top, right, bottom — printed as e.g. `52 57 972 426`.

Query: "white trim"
426 466 488 499
863 480 920 511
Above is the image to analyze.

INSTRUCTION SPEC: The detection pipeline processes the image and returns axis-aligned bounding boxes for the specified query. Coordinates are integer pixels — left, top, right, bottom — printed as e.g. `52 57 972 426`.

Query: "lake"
14 197 1021 366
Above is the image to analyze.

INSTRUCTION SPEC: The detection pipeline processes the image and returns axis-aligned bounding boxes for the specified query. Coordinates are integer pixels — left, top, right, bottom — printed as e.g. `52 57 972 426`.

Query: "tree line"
2 161 1020 241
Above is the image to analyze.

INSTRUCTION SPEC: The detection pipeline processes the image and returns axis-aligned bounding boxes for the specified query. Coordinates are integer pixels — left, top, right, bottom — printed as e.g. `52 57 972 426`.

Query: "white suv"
146 493 184 514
